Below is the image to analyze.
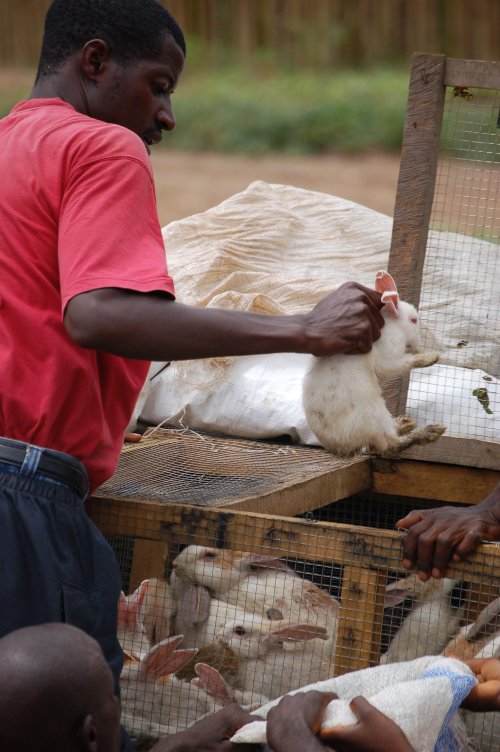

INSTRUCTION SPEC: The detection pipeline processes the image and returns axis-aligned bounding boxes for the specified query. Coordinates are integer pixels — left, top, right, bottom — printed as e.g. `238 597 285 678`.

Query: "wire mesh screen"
89 498 500 751
94 428 361 507
302 491 466 531
408 83 500 442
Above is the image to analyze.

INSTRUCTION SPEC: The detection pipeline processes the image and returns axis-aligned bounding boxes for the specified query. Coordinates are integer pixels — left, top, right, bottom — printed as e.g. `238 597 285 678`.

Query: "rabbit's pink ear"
193 663 232 702
384 587 409 608
375 270 399 295
382 297 399 318
139 637 197 682
375 271 400 318
244 553 291 571
269 624 328 643
118 580 149 627
177 583 211 629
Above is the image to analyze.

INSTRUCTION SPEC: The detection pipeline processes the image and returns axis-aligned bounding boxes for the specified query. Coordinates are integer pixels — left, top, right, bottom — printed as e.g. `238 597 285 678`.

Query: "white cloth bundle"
230 656 477 752
130 181 499 440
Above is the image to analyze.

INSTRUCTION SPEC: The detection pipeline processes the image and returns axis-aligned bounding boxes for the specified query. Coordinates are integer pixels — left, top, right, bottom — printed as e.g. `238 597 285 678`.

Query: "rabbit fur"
380 576 466 664
443 595 500 661
302 271 446 456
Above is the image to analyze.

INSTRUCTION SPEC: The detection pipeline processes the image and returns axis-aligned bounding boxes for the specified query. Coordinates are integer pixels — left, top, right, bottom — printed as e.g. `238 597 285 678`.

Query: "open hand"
396 486 500 580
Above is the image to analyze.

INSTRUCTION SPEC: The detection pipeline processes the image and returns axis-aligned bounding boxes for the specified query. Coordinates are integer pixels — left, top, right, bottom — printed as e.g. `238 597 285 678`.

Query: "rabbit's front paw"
413 351 440 368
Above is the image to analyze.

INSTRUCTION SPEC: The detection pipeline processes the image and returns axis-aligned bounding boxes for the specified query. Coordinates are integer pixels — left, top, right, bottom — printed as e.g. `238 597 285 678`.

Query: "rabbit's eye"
411 317 418 324
234 626 246 636
204 551 216 559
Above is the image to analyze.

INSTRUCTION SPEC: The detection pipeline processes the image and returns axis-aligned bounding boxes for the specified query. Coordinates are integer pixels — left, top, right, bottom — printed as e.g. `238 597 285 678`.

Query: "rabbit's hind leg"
381 423 446 457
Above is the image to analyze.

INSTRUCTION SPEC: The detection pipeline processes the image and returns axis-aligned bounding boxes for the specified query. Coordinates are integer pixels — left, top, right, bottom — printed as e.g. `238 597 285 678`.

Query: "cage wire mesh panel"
408 81 500 442
303 491 466 531
93 428 368 508
88 496 500 751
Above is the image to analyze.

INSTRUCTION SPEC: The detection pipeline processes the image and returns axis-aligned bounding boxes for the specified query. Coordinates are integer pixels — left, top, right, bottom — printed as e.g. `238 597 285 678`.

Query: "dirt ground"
151 150 401 227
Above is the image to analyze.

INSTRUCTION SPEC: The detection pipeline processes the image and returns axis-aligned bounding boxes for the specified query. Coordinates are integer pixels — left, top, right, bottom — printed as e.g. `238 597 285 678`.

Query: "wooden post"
386 52 446 417
129 539 169 594
333 565 388 675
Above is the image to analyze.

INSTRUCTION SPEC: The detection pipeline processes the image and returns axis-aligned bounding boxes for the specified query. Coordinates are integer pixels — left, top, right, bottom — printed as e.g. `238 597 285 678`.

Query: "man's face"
89 31 184 153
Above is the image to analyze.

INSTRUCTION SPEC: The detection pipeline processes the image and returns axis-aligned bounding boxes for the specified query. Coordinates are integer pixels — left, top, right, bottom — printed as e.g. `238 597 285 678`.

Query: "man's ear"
80 39 111 81
77 714 98 752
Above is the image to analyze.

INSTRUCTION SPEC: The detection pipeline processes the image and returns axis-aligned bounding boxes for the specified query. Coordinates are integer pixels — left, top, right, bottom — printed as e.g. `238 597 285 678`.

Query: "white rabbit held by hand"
302 270 446 456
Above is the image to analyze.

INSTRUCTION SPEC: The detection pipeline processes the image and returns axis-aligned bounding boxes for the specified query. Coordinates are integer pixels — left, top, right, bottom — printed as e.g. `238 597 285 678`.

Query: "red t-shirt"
0 99 175 491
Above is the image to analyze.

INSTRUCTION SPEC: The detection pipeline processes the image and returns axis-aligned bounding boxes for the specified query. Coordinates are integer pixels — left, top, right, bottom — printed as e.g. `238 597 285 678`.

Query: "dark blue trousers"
0 463 134 751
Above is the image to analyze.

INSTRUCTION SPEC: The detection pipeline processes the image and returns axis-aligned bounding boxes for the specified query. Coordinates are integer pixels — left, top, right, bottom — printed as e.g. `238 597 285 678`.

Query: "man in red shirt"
0 1 386 749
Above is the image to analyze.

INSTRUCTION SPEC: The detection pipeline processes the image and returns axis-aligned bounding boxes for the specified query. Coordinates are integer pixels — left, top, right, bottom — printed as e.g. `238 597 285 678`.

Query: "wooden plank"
96 432 372 515
372 458 500 504
86 499 500 585
220 456 372 515
387 52 446 417
445 59 500 90
397 435 500 472
129 539 168 594
333 565 388 675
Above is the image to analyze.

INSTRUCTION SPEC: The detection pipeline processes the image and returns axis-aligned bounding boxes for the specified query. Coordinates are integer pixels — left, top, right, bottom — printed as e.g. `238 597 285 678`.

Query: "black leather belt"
0 437 89 499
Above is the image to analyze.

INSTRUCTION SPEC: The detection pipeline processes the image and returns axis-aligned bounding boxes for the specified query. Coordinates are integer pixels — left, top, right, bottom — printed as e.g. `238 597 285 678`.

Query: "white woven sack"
230 656 476 752
407 364 499 442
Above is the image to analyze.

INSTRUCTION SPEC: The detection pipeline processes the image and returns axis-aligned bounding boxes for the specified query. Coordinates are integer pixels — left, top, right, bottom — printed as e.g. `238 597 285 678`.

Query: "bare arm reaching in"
64 282 384 361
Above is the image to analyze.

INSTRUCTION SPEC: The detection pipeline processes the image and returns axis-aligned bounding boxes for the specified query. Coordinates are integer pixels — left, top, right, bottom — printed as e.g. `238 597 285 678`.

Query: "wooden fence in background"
2 0 500 68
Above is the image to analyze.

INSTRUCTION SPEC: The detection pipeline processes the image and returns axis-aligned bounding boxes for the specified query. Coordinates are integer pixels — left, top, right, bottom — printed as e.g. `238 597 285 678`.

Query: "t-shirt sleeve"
58 133 175 311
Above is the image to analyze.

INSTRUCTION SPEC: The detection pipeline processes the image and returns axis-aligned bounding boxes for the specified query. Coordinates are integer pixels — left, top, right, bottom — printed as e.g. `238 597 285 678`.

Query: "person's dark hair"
36 0 186 80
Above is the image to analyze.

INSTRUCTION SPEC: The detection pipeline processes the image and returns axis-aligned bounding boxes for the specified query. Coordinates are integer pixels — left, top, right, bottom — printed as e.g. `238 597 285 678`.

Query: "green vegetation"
0 60 410 154
169 61 409 154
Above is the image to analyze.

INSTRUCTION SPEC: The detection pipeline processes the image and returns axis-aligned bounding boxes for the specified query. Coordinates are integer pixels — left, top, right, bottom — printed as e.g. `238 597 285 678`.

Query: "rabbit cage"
88 54 500 751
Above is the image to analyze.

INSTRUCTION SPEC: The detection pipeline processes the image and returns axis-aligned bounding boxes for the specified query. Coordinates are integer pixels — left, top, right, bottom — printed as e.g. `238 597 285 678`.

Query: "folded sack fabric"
230 656 477 752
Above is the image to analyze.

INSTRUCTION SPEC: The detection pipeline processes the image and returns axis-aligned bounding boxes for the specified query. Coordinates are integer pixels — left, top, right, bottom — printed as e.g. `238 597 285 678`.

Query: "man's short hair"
36 0 186 79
